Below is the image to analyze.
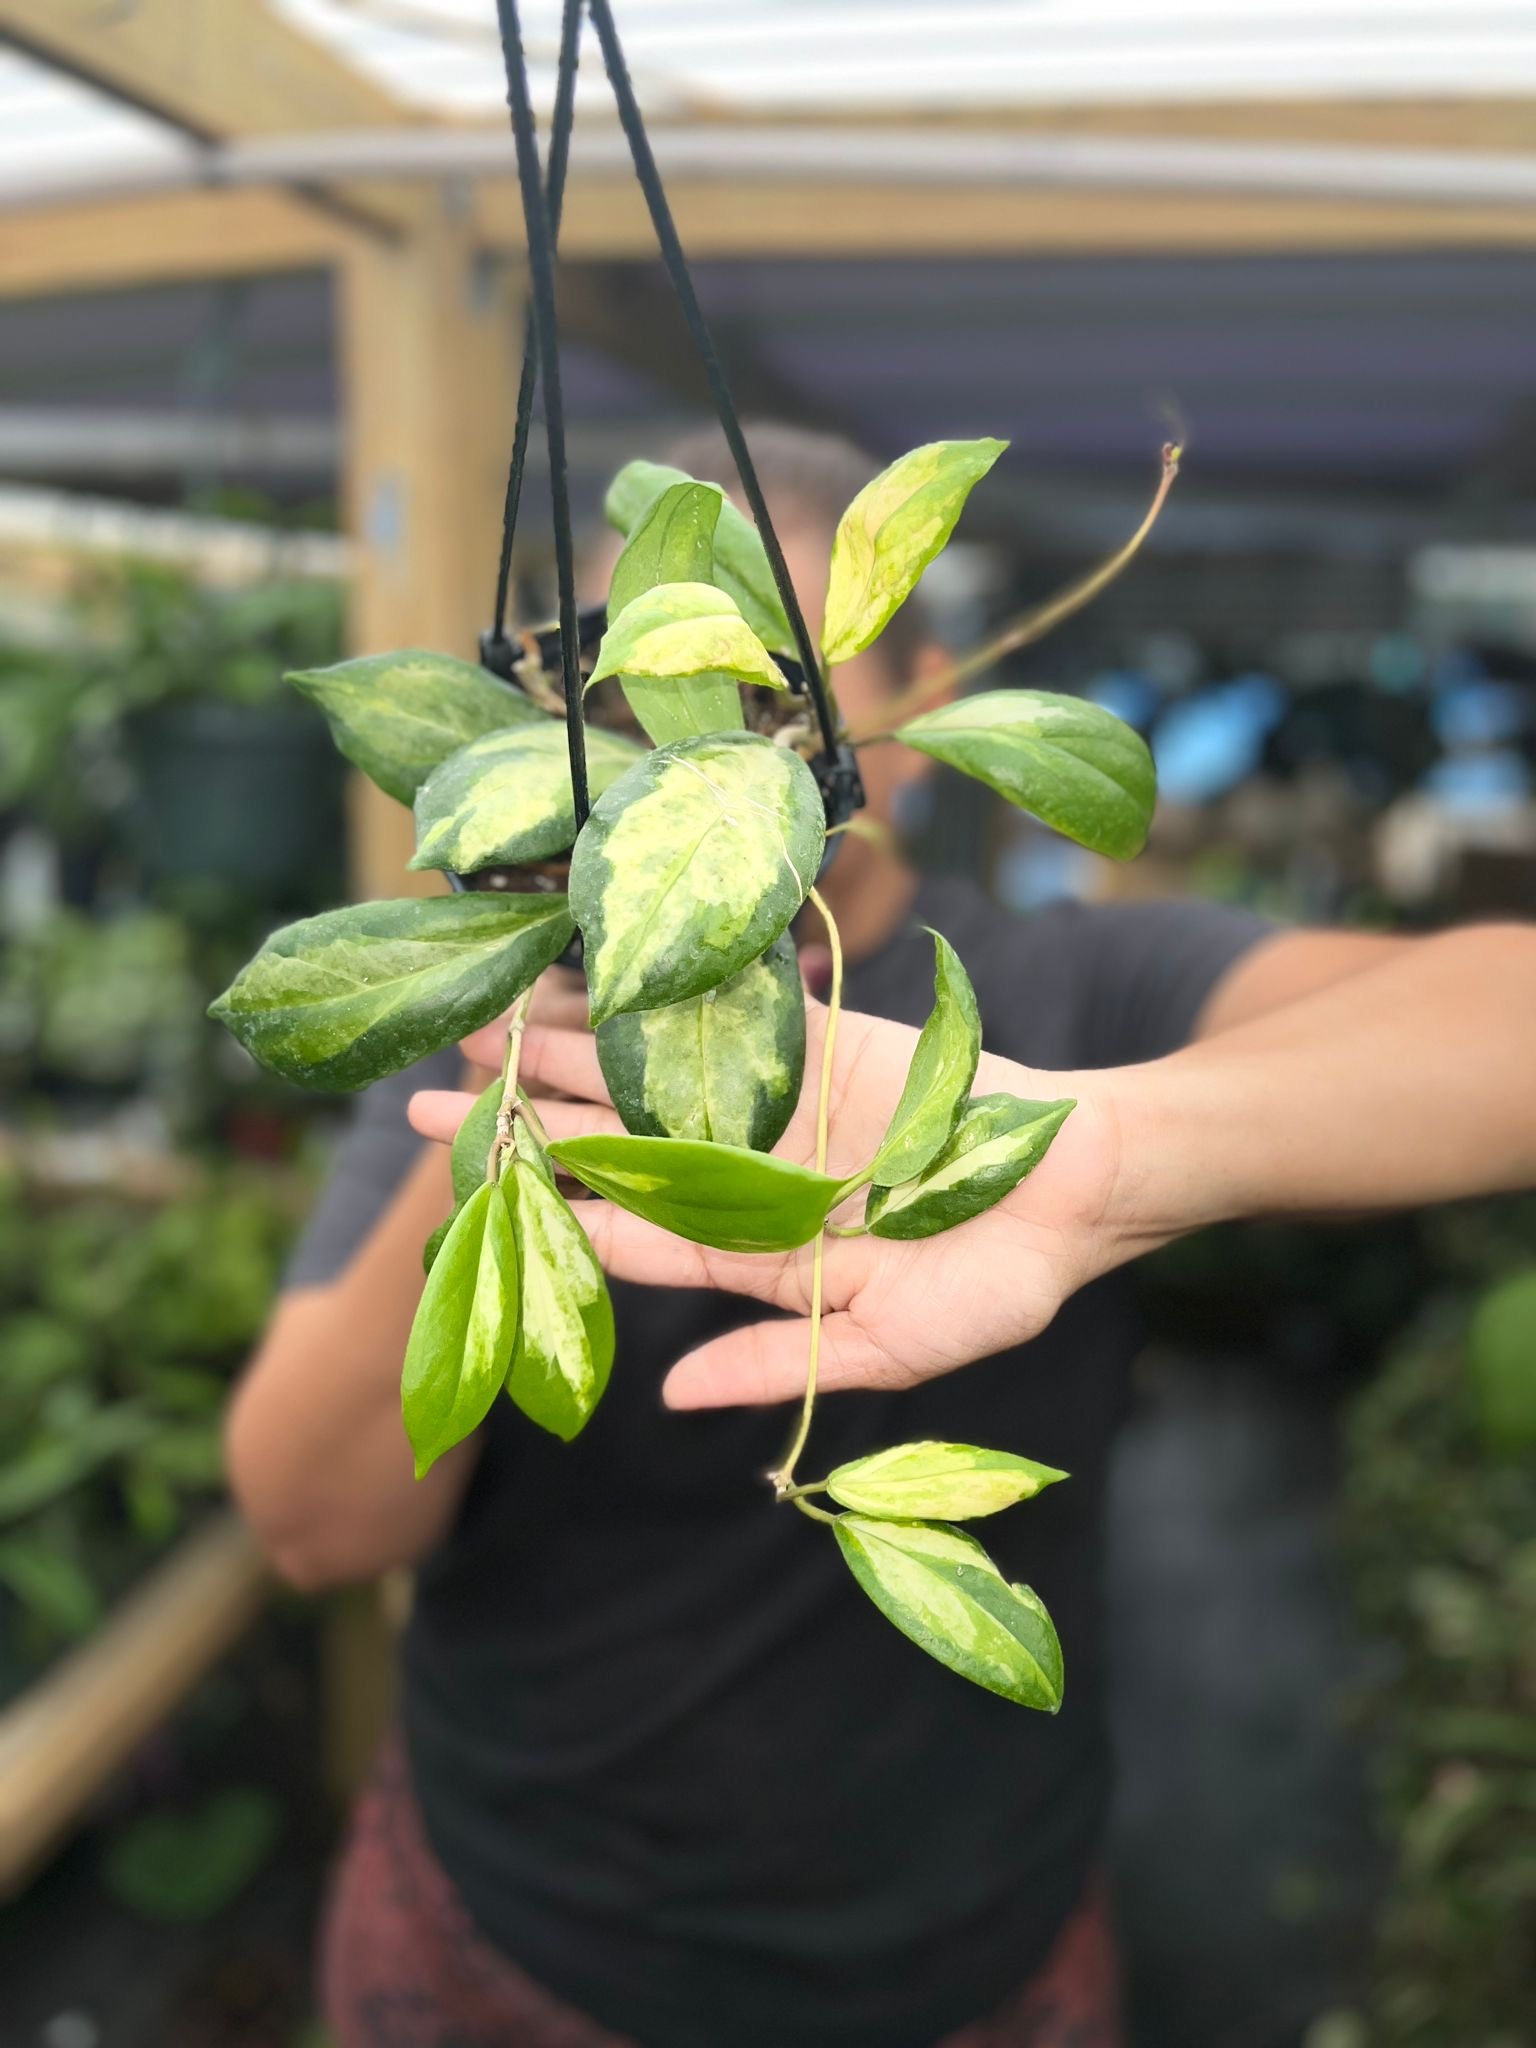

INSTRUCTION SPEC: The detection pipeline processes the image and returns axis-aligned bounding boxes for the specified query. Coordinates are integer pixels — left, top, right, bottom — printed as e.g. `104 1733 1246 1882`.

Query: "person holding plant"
225 423 1536 2048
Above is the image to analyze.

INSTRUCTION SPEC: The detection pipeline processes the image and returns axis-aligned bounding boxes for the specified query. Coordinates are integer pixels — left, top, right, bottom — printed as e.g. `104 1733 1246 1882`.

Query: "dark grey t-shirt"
288 880 1270 2048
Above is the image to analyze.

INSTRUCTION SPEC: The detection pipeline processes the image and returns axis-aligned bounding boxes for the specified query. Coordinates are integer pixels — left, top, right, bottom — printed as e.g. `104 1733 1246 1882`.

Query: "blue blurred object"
1087 670 1160 734
1151 674 1287 805
1422 751 1531 808
1431 678 1531 749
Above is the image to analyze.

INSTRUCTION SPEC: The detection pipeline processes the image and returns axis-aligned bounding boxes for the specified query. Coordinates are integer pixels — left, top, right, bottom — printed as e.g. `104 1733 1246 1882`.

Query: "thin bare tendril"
772 883 843 1496
850 442 1182 745
488 988 533 1180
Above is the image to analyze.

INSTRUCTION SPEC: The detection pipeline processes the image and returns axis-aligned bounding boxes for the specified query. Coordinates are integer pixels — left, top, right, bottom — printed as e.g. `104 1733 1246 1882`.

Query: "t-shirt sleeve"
1068 897 1277 1069
282 1047 461 1293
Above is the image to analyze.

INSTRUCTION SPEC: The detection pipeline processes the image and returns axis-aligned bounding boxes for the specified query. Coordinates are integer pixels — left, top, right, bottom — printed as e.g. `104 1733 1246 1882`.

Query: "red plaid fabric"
321 1736 1121 2048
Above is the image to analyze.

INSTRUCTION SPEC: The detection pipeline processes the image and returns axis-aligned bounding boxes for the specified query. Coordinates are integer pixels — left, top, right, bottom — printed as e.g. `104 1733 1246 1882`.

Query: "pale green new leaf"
870 930 980 1187
897 689 1156 861
410 723 644 874
547 1133 851 1253
505 1158 615 1441
289 648 542 804
833 1514 1064 1710
605 458 794 653
825 1440 1066 1521
589 583 784 699
867 1092 1074 1240
595 933 805 1152
821 438 1005 666
209 893 574 1092
606 480 745 745
570 731 825 1025
402 1181 519 1478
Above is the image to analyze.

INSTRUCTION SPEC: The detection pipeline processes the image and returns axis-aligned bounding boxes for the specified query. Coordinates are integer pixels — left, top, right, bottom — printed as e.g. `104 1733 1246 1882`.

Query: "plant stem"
489 989 533 1179
790 1495 840 1527
850 441 1182 744
773 884 843 1496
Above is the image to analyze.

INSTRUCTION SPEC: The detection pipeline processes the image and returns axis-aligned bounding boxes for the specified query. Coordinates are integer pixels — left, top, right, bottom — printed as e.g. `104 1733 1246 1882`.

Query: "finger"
519 1024 612 1107
564 1200 789 1304
524 1096 625 1142
661 1310 911 1410
409 1088 476 1144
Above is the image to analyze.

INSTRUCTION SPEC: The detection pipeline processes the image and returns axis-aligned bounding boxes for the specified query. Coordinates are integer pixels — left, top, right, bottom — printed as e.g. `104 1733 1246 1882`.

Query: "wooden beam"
338 211 521 898
0 188 345 298
491 176 1536 260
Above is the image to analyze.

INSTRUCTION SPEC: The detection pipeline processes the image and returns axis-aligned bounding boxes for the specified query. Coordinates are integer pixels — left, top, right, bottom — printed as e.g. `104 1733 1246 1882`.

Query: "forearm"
1098 923 1536 1256
226 1142 476 1589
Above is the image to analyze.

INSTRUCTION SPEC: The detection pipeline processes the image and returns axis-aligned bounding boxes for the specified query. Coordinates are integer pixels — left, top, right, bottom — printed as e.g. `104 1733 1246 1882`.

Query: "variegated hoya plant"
213 439 1164 1712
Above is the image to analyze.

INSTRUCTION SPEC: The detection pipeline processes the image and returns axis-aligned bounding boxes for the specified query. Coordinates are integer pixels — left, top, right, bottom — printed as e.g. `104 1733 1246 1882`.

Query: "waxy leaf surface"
898 689 1155 861
570 731 824 1025
834 1514 1064 1710
505 1158 615 1441
423 1079 501 1273
402 1181 519 1478
821 439 1005 666
589 583 784 699
289 648 541 803
595 933 805 1152
867 1092 1074 1240
210 893 574 1092
826 1440 1066 1521
606 481 745 745
547 1133 850 1253
410 723 644 874
605 458 793 653
870 931 980 1187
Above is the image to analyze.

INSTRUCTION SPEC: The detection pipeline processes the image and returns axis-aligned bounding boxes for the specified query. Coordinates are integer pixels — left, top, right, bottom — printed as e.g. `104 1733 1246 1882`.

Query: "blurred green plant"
1319 1208 1536 2047
0 1162 301 1690
102 1785 282 1922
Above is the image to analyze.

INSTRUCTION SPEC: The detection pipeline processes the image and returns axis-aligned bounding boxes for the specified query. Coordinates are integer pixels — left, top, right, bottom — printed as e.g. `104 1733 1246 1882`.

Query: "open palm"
412 989 1124 1410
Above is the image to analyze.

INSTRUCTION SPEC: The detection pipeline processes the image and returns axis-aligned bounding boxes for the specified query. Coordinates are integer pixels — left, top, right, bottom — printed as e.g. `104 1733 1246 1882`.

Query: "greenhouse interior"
0 6 1533 2047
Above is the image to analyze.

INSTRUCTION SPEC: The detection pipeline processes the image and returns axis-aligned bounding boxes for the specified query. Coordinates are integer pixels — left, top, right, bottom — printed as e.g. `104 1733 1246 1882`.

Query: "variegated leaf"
289 648 542 803
833 1514 1064 1710
410 723 644 874
821 439 1006 666
209 893 574 1092
897 690 1155 861
589 583 784 698
825 1440 1066 1520
606 480 745 745
547 1132 851 1253
402 1181 519 1478
870 930 980 1187
867 1093 1074 1240
595 933 804 1152
605 458 794 653
570 731 825 1025
504 1158 615 1442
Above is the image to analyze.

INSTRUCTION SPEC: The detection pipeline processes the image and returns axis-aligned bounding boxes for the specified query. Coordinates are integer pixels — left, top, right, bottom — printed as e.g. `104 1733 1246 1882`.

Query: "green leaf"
289 649 542 804
547 1133 851 1253
0 1536 100 1636
423 1078 501 1273
897 689 1156 861
595 933 805 1152
570 731 825 1026
605 458 794 653
870 930 980 1187
825 1440 1066 1521
833 1514 1064 1710
505 1159 615 1441
402 1180 519 1477
821 438 1005 666
589 582 784 700
210 893 573 1093
409 723 644 874
606 481 746 745
102 1788 280 1922
867 1092 1074 1240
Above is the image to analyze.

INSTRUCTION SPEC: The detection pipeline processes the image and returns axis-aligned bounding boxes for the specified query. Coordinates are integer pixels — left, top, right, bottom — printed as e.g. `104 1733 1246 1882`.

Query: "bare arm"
225 1138 476 1589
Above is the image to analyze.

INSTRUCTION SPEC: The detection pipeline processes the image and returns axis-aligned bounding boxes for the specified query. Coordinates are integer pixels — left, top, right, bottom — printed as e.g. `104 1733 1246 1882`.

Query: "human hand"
411 996 1127 1411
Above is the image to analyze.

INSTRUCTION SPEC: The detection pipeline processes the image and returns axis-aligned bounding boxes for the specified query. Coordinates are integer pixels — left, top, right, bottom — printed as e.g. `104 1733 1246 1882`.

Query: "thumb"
662 1310 906 1410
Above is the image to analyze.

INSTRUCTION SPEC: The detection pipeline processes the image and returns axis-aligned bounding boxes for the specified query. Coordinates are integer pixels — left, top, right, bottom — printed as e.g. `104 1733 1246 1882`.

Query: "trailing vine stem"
847 441 1182 746
772 883 844 1497
489 988 533 1180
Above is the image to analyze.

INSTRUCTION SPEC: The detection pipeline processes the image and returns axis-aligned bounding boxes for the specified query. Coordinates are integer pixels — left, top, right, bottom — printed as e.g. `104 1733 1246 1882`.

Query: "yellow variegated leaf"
589 582 785 697
402 1181 519 1478
826 1441 1067 1520
505 1159 614 1442
410 723 644 874
867 1093 1074 1240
